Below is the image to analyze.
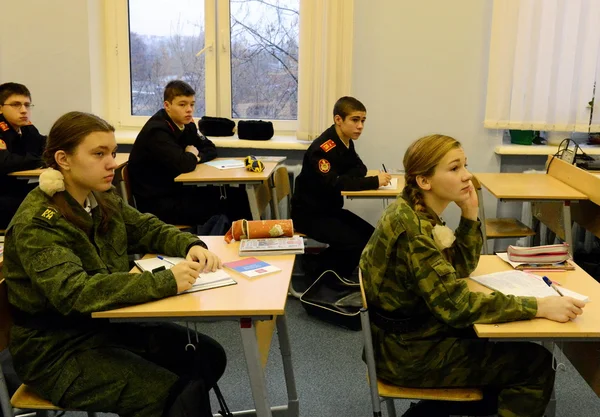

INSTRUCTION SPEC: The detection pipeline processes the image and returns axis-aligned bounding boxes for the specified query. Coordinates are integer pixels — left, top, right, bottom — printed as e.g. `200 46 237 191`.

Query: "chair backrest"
358 270 384 414
470 175 482 191
119 164 135 207
272 166 291 219
255 180 273 219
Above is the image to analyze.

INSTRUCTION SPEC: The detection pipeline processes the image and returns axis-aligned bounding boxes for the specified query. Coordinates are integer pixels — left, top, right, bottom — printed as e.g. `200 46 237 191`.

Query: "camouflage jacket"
359 194 538 384
3 187 203 388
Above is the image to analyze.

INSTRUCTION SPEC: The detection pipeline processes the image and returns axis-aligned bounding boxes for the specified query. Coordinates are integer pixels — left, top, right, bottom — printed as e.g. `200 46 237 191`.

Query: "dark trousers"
43 323 226 417
293 208 375 278
136 185 252 227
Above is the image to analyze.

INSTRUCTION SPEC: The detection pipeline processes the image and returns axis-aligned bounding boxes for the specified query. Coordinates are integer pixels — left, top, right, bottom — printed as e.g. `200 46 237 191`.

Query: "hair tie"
432 224 456 250
39 167 65 196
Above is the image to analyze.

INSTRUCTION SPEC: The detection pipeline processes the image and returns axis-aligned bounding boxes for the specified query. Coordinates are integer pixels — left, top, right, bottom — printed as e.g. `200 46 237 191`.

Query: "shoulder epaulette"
320 139 336 153
0 122 10 131
34 207 61 225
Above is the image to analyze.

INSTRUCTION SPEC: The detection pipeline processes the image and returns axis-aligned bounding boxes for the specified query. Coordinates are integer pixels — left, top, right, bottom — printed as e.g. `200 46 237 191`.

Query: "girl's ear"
416 174 431 191
55 150 70 171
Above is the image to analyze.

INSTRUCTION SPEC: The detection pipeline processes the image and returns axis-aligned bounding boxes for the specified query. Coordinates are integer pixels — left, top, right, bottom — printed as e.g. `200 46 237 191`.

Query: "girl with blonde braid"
360 134 585 417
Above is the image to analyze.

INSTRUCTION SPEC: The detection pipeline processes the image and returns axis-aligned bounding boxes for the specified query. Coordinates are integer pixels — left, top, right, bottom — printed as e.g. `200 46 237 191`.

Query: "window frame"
105 0 299 132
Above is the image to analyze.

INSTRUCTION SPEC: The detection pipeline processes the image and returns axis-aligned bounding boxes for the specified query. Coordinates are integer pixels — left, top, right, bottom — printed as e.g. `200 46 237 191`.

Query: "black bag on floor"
300 270 362 331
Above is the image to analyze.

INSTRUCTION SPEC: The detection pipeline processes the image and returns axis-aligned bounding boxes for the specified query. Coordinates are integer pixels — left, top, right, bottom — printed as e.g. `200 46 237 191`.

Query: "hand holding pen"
535 276 585 322
378 163 392 187
157 255 202 294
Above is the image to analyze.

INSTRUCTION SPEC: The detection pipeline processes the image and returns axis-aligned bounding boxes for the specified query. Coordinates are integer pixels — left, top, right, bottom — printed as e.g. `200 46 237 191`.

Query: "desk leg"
240 318 273 417
562 201 573 256
542 341 557 417
276 315 299 417
255 319 276 368
245 185 262 220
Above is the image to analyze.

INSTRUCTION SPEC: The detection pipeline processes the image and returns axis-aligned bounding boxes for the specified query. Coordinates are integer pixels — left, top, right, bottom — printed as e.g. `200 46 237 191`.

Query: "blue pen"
542 276 563 296
157 255 176 266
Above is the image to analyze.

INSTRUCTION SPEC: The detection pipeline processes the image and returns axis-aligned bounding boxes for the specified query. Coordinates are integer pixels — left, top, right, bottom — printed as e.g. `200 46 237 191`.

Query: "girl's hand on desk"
535 296 586 322
186 246 222 273
171 261 203 293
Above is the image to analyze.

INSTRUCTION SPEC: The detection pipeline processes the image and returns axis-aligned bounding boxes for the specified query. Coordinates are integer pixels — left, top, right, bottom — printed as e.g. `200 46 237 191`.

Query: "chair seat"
485 218 536 238
377 378 483 402
12 384 62 410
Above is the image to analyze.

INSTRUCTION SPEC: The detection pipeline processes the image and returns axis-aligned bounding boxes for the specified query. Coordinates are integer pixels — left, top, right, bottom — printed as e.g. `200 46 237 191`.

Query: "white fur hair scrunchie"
39 167 65 196
432 224 456 251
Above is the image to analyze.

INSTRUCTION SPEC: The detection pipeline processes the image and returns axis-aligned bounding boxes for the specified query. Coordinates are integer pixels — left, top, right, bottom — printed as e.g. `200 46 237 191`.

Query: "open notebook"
470 270 589 302
134 256 236 294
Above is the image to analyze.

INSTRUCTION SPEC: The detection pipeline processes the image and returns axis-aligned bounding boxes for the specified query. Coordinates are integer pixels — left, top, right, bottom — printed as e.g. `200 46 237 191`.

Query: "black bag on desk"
300 270 362 331
237 120 274 141
198 116 235 136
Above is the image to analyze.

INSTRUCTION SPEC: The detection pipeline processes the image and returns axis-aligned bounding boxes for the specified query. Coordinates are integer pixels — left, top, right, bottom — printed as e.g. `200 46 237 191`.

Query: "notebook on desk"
470 270 589 302
134 256 236 293
379 177 398 190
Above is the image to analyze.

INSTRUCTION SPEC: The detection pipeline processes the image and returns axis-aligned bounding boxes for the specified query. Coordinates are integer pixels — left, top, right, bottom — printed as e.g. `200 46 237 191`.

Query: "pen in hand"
542 276 563 296
382 164 388 173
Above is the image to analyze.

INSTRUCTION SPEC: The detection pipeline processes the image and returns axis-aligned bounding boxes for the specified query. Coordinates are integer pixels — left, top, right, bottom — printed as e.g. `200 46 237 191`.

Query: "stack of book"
498 244 573 271
238 236 304 256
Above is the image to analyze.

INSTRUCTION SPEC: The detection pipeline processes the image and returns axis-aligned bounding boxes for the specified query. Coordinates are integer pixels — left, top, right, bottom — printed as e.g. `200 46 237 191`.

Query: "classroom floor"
15 297 600 417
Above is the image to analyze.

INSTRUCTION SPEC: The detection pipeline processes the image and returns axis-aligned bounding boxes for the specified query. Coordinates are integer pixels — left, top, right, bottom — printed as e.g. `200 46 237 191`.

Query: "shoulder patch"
0 122 9 131
318 159 331 173
320 139 336 153
0 140 6 150
35 207 61 225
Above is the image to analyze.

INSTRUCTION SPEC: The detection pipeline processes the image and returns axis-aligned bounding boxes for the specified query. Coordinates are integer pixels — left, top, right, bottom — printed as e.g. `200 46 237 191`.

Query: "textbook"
134 256 236 293
507 244 570 264
496 252 575 271
205 159 245 170
470 270 589 302
223 257 281 278
238 236 304 256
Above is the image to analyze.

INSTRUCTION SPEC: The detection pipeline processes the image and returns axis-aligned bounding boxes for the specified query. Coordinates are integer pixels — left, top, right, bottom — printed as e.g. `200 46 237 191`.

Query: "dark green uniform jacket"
3 187 202 402
360 194 538 385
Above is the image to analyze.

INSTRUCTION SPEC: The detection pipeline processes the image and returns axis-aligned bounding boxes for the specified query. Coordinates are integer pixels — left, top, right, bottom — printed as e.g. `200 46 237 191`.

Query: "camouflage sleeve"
12 221 178 315
446 216 483 278
408 234 537 327
117 196 203 256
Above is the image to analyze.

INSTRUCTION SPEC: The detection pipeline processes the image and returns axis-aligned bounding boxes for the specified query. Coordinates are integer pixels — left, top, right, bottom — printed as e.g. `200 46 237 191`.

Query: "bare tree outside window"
128 0 206 116
230 0 299 120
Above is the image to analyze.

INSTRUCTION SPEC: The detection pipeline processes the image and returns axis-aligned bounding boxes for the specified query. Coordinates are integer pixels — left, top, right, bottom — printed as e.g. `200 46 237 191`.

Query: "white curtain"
296 0 354 141
485 0 600 132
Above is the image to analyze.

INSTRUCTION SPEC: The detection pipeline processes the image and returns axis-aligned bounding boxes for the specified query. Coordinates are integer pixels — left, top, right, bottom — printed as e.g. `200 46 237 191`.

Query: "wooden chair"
358 270 483 416
270 166 292 219
472 176 535 254
0 279 99 417
255 180 273 219
120 164 192 232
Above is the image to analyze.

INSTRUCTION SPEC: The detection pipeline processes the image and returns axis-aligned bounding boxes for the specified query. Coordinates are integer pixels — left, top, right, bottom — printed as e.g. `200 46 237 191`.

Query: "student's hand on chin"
186 245 223 273
456 182 479 221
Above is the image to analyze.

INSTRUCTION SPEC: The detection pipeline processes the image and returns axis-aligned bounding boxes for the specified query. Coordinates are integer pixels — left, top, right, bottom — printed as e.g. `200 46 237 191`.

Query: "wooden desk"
468 256 600 339
175 158 283 220
341 169 405 199
93 236 298 417
7 153 130 178
474 173 588 253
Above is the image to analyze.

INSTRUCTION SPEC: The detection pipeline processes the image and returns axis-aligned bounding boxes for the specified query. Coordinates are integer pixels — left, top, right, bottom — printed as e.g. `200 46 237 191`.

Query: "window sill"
495 143 600 156
115 130 311 150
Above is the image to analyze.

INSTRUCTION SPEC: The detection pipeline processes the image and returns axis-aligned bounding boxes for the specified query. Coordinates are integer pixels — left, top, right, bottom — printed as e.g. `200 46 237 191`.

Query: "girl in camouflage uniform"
360 135 585 417
3 112 227 417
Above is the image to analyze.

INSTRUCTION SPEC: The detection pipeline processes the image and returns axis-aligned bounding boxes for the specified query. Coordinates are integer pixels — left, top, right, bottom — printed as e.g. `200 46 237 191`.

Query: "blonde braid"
403 177 428 214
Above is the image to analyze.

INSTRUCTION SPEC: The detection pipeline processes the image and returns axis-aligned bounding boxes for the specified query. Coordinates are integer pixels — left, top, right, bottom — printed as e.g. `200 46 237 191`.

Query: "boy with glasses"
0 82 46 228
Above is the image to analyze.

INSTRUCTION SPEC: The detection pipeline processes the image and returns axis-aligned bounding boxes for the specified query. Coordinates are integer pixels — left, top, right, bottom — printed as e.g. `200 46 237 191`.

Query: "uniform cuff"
185 239 208 254
520 296 538 319
456 216 481 237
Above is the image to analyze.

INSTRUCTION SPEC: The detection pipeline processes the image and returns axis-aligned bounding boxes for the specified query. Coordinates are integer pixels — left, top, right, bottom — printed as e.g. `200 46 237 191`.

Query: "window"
109 0 299 130
485 0 600 133
106 0 354 138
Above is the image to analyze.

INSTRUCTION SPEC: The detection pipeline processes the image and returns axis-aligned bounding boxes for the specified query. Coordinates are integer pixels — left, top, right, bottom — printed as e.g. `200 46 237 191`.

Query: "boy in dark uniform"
128 80 249 227
0 83 46 228
291 96 392 279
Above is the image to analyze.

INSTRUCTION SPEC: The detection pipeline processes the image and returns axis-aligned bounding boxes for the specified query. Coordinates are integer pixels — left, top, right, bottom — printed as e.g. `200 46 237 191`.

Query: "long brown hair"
403 134 461 213
43 111 117 233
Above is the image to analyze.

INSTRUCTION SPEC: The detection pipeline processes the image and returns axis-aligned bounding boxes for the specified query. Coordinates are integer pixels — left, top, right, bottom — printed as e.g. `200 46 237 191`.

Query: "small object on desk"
496 252 575 271
238 236 305 256
204 159 245 170
470 270 589 302
244 155 265 173
255 156 287 163
379 177 398 190
224 257 282 278
134 256 237 293
507 244 570 263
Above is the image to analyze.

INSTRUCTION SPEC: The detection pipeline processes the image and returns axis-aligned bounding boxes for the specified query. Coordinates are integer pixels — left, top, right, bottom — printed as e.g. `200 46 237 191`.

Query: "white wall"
0 0 106 133
349 0 501 228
